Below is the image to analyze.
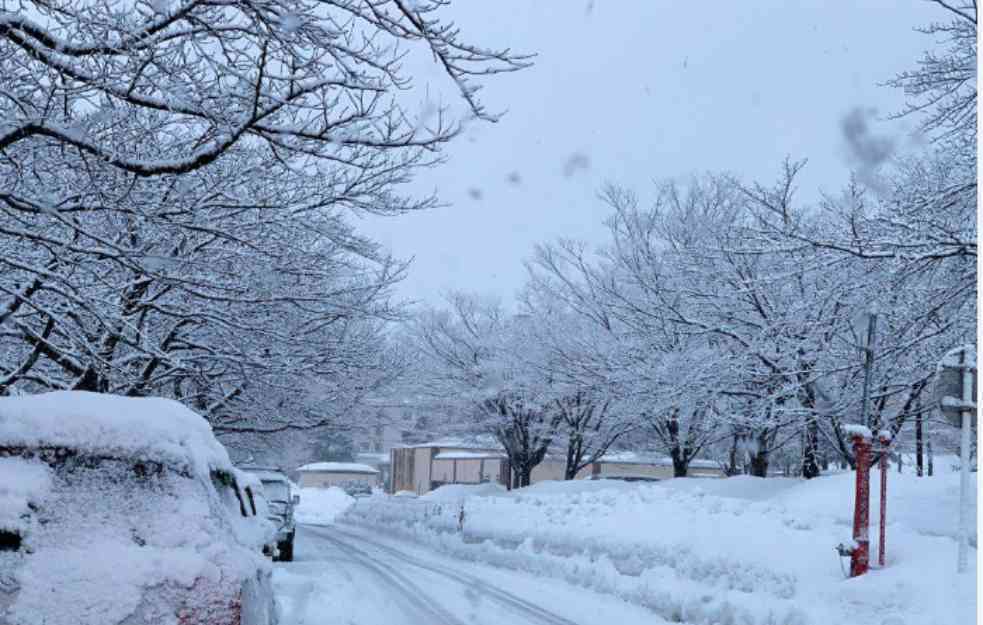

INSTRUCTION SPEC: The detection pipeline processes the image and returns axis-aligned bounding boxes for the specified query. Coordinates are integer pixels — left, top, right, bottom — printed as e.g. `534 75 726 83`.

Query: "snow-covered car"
234 468 280 561
240 467 298 562
0 391 278 625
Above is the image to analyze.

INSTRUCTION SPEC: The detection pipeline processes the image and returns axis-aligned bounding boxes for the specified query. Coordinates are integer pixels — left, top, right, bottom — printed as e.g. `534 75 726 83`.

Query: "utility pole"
956 347 973 574
859 313 878 429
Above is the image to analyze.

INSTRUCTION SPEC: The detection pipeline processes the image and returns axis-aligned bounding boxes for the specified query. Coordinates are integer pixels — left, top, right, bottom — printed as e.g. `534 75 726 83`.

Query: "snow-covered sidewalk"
341 473 977 625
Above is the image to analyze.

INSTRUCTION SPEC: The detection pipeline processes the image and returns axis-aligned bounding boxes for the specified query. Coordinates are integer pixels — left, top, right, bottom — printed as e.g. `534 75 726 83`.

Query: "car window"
261 480 289 502
210 470 247 517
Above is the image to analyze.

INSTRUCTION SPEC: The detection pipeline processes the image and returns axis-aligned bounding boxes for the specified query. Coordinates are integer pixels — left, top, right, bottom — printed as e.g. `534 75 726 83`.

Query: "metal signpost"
935 345 977 574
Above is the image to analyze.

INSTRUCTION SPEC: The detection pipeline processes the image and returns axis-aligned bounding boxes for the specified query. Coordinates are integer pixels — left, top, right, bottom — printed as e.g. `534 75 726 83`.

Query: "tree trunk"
916 408 924 477
670 446 689 477
927 441 934 476
749 450 769 477
564 463 579 480
519 465 532 488
801 417 821 479
727 432 739 476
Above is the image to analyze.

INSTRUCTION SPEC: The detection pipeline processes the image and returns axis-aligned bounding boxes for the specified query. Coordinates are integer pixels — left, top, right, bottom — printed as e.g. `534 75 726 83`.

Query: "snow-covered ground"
341 473 977 625
292 487 354 525
273 524 668 624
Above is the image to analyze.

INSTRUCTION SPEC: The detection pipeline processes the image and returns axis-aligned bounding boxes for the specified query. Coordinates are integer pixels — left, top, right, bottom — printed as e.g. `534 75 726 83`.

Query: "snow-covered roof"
0 391 232 477
244 468 290 484
434 451 506 461
403 435 503 451
296 462 380 474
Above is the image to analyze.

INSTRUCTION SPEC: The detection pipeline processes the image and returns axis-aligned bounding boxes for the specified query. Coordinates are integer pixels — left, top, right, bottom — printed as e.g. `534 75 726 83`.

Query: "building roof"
296 462 380 474
434 451 506 461
401 435 503 451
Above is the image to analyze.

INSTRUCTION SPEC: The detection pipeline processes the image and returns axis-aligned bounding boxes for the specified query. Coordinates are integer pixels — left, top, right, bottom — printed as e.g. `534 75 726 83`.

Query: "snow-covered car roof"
243 468 292 484
0 391 232 478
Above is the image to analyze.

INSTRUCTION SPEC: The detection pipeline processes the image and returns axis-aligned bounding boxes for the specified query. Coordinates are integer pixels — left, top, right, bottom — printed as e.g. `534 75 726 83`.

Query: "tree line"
0 0 529 447
405 1 977 484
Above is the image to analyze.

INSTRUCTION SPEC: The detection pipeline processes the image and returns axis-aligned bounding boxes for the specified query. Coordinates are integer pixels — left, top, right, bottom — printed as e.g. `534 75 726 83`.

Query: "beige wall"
390 448 415 493
413 447 433 494
531 460 593 482
431 457 504 484
596 462 674 479
596 462 725 479
299 471 379 488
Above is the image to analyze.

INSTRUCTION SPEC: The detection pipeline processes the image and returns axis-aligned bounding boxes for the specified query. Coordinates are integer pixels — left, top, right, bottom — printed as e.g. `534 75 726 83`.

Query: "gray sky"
360 1 938 308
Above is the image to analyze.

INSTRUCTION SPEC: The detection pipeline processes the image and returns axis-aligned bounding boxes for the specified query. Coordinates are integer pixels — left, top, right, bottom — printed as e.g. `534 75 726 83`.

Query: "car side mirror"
292 495 300 505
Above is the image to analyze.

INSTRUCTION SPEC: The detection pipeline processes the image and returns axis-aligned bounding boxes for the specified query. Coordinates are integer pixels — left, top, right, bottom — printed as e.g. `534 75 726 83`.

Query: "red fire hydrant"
850 432 872 577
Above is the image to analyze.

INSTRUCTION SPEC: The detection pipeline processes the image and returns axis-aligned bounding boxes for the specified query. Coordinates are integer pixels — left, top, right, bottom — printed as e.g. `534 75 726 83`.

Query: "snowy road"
274 523 665 625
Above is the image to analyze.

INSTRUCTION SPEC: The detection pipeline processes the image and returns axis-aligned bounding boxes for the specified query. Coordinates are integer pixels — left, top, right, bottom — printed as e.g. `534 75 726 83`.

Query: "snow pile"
422 482 507 501
0 391 231 477
294 487 354 525
343 473 976 625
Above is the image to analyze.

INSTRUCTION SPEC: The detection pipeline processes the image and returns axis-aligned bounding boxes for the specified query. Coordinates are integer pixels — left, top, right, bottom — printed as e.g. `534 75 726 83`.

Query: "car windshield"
262 480 289 502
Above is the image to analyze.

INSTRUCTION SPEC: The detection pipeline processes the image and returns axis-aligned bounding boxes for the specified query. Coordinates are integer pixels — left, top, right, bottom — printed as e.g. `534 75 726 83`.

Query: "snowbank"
342 473 976 625
294 487 354 525
0 391 231 477
422 482 506 501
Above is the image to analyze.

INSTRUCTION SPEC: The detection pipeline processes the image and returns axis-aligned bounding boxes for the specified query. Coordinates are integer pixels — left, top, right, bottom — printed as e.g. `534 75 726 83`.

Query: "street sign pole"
936 345 977 574
957 348 972 574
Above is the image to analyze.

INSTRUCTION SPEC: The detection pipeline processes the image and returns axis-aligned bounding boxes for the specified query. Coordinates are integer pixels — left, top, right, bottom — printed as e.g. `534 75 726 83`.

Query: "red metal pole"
851 434 871 577
878 435 888 567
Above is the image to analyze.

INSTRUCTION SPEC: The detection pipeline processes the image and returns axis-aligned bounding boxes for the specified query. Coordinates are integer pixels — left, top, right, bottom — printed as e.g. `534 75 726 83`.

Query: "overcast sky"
360 0 938 309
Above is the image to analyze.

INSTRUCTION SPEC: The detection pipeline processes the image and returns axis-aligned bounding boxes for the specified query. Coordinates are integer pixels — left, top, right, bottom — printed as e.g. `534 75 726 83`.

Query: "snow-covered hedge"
342 474 976 625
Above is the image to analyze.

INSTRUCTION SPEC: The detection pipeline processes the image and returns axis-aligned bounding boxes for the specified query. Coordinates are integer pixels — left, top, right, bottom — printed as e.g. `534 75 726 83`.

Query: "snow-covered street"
274 523 663 625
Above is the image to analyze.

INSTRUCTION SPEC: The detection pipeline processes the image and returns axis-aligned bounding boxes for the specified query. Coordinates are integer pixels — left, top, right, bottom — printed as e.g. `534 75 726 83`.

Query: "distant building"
388 441 724 494
390 437 506 494
354 452 391 489
296 462 380 489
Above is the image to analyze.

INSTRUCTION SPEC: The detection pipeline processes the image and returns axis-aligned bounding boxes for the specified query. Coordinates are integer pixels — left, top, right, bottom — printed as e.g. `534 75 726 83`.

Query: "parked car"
240 467 298 562
0 391 278 625
234 468 280 560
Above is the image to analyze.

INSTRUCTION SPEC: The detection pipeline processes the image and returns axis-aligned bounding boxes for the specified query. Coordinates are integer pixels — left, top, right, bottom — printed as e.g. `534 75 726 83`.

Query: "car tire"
277 533 295 562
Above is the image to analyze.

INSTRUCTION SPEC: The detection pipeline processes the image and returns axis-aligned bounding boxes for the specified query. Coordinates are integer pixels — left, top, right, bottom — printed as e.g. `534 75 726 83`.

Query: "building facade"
389 442 725 494
296 462 380 488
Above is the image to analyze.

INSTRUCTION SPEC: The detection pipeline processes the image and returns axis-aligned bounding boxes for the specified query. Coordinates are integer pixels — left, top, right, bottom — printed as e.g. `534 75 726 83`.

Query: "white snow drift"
343 474 976 625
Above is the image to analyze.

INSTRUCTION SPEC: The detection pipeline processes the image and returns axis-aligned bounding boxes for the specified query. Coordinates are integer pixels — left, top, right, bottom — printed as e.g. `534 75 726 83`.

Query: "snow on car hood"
0 391 232 478
0 456 51 534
